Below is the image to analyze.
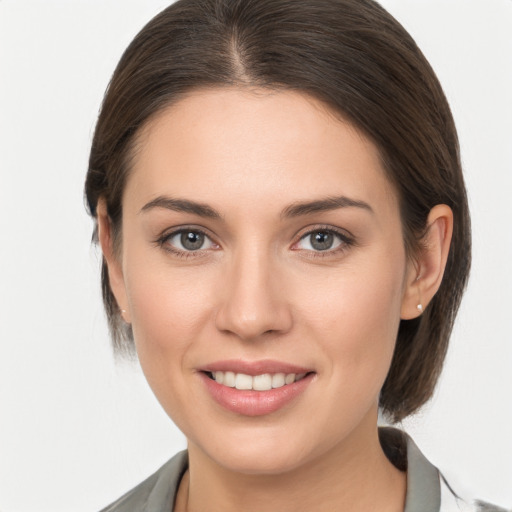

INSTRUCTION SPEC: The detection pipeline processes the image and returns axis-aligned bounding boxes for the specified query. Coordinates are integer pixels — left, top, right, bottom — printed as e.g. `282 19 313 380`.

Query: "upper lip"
200 359 313 376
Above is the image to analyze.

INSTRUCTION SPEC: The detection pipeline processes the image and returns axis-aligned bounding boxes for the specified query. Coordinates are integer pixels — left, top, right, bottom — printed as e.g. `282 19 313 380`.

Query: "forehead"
126 87 398 217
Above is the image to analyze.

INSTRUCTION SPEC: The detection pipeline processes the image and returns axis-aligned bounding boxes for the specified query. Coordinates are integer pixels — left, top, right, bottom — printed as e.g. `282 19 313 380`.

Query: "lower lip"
200 372 314 416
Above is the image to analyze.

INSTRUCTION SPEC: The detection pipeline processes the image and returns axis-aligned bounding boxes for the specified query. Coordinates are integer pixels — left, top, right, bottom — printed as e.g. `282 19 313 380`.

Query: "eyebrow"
140 196 221 218
140 194 373 219
281 196 374 218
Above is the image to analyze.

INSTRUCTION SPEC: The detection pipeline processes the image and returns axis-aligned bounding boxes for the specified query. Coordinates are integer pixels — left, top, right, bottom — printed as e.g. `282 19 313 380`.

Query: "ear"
97 199 131 324
401 204 453 320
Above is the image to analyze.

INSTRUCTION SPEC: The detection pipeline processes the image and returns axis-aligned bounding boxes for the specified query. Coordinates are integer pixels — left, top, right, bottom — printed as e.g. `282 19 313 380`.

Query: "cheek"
122 250 215 363
296 250 406 383
123 262 217 425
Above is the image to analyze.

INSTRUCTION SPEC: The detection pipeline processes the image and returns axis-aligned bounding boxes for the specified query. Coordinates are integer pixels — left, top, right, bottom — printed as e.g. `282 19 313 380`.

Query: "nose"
214 249 293 341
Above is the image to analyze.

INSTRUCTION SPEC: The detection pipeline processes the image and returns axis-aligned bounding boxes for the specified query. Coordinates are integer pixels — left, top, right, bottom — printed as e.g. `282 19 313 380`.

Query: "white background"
0 1 511 510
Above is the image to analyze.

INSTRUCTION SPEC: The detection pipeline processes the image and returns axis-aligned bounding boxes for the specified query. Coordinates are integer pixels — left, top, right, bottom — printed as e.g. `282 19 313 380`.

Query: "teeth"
271 373 285 388
235 373 253 390
212 371 307 390
223 371 236 387
253 374 272 391
285 373 296 385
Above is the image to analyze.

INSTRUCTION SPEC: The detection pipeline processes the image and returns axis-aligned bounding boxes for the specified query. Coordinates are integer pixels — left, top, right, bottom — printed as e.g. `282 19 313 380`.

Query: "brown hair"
85 0 471 422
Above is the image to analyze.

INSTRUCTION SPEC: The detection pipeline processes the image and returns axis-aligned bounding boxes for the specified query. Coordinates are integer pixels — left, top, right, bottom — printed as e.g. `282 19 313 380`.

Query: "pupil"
311 231 333 251
181 231 204 250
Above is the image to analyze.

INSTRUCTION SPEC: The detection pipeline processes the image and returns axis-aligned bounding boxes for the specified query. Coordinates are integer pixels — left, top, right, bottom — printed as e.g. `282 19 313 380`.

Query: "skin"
98 87 453 512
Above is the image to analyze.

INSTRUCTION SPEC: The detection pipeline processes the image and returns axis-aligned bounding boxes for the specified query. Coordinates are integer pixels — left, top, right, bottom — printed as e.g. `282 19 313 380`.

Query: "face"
108 88 415 474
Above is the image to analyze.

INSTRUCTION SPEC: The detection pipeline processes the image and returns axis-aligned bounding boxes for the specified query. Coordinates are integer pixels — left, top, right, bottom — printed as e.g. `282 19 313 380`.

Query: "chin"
188 420 331 476
210 444 310 475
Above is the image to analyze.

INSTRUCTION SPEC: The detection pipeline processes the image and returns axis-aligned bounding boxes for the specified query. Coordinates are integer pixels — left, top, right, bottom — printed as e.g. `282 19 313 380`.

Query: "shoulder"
379 428 510 512
439 474 509 512
99 451 188 512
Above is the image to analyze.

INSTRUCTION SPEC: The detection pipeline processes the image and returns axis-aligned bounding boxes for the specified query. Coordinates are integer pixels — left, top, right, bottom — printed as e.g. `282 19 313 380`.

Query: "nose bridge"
215 243 292 340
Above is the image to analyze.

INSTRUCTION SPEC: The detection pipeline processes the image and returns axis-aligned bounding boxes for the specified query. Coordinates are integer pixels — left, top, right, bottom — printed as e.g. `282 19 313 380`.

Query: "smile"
200 361 315 416
209 371 308 391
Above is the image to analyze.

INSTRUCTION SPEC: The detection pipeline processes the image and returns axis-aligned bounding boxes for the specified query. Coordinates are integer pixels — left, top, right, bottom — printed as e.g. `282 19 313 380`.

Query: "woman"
85 0 506 510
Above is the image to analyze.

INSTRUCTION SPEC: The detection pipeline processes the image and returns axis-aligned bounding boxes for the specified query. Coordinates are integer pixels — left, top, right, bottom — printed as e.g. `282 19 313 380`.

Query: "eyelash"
155 225 355 259
292 225 355 259
156 227 217 259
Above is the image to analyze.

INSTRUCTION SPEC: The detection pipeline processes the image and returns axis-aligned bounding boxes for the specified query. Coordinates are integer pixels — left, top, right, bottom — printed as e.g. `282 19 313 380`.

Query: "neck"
176 417 406 512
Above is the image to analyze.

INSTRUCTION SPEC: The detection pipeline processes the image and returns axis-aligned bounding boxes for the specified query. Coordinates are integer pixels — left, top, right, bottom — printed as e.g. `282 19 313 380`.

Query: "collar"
379 427 441 512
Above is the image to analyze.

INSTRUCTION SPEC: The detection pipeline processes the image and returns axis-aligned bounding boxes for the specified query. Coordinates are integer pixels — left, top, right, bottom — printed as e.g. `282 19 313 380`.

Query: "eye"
164 229 216 252
295 229 350 252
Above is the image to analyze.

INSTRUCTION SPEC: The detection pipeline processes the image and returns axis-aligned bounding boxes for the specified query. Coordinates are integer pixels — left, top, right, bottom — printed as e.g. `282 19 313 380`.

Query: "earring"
416 304 423 313
120 309 130 324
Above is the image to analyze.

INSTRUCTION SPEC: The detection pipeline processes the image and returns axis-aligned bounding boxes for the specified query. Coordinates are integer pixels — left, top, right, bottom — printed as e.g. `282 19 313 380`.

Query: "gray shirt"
100 428 508 512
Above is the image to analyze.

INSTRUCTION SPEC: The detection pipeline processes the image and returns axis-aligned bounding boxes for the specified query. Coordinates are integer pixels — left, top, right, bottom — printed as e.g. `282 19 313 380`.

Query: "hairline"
108 84 421 262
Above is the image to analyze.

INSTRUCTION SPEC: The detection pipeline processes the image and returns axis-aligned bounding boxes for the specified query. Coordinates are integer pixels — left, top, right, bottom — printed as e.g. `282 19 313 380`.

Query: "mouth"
199 360 315 416
204 371 310 391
